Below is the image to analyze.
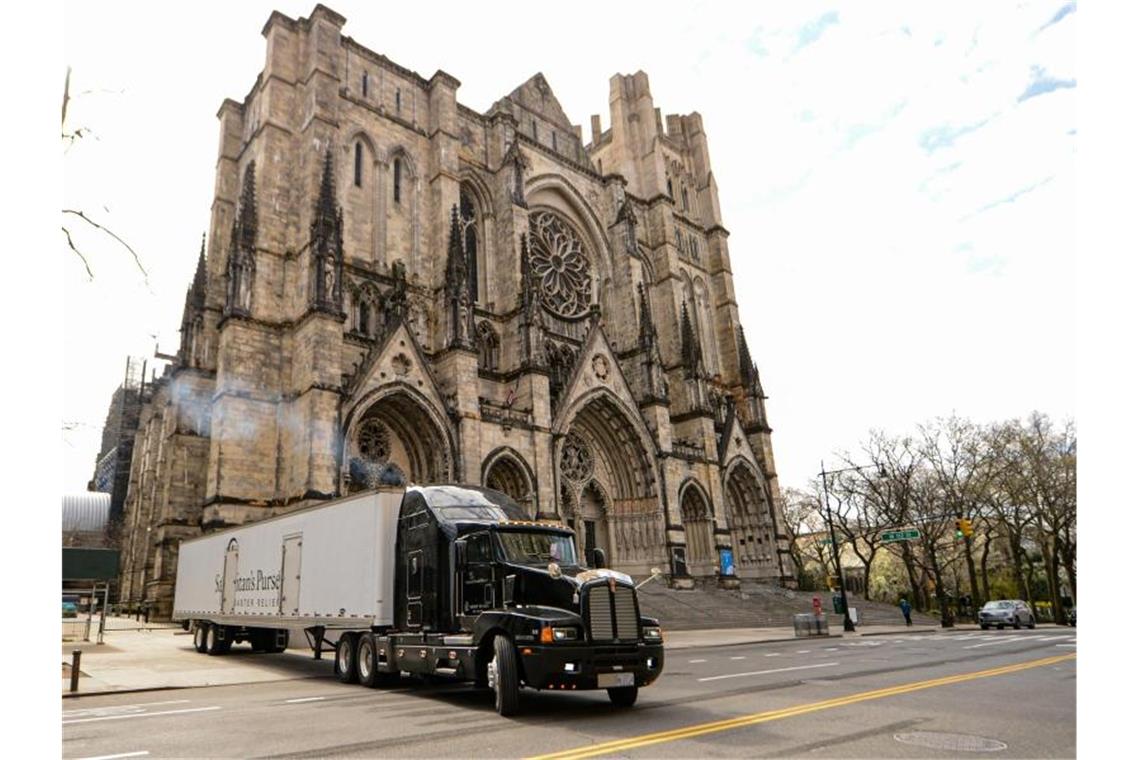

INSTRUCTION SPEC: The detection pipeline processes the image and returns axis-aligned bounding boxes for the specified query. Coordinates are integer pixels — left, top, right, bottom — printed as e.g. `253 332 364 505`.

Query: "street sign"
880 528 920 543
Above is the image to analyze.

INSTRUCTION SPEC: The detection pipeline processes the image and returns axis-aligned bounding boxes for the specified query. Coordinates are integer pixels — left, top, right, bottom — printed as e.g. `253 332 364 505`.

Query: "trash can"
793 613 829 637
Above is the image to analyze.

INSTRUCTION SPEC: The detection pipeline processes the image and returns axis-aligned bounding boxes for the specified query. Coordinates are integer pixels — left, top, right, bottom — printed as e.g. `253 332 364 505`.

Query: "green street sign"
881 528 920 543
817 538 833 545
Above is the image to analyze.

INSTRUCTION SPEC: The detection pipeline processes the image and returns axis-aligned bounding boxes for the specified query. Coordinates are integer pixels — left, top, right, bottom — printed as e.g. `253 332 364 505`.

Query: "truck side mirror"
592 548 607 569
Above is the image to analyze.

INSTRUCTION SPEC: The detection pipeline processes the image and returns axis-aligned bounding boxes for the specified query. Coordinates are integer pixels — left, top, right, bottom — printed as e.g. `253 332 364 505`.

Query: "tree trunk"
1044 538 1063 623
901 543 923 610
928 544 953 628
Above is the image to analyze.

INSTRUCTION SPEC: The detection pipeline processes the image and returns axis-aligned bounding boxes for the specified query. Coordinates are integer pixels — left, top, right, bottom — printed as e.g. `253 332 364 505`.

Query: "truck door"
221 539 239 613
460 532 494 615
279 534 302 615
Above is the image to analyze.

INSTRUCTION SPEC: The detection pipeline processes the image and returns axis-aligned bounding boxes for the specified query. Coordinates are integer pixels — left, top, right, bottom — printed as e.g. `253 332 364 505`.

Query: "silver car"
978 599 1036 630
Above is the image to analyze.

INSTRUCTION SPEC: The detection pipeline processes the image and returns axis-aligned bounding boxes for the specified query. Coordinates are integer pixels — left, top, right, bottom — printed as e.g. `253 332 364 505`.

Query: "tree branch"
62 208 148 280
61 226 94 280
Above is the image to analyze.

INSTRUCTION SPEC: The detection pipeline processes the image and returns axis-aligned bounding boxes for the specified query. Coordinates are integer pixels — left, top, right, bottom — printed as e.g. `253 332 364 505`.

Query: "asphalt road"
62 627 1076 759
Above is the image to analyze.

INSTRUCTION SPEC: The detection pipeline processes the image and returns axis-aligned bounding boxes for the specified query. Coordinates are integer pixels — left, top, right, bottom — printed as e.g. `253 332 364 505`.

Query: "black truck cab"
384 484 664 714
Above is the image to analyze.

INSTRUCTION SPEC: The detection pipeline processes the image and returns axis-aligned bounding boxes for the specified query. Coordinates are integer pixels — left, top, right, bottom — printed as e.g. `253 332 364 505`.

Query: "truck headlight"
541 626 580 643
643 626 663 642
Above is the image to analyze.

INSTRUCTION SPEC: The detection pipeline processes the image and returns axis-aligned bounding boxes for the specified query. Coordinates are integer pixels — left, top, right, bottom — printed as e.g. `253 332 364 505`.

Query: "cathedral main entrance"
556 391 665 574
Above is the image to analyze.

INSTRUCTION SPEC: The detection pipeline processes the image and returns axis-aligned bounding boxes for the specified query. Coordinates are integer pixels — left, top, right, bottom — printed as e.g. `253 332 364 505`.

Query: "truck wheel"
607 686 638 707
336 633 359 684
193 622 208 653
357 635 379 687
206 624 227 656
489 634 520 716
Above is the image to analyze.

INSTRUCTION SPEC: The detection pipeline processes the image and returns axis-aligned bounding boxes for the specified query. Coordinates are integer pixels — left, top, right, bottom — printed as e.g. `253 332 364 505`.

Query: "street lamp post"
819 460 884 633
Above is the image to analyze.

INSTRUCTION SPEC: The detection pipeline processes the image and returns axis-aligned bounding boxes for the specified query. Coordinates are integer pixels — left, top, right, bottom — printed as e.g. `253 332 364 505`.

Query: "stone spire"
445 204 474 348
236 161 258 253
180 234 208 365
186 234 207 310
637 283 656 349
737 326 762 395
225 162 257 317
680 302 703 378
310 149 344 312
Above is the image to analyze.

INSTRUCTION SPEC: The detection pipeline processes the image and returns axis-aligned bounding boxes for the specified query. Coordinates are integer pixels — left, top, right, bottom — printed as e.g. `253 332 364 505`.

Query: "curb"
63 673 331 700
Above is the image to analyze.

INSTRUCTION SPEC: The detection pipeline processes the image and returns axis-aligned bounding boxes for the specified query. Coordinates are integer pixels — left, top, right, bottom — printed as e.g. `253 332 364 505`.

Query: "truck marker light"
522 648 533 655
541 627 554 643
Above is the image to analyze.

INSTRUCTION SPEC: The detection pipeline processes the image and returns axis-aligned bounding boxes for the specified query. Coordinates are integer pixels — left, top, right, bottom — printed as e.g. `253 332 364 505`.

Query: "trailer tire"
206 624 228 656
607 685 638 707
336 633 359 684
193 622 208 653
357 634 386 688
490 634 520 716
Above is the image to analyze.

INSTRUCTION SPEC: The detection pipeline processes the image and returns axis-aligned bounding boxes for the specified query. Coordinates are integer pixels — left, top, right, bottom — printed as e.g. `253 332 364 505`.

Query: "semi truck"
172 484 664 715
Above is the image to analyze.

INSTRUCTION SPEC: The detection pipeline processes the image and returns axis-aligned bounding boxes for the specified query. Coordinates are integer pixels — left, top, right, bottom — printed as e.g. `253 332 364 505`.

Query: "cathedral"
117 4 793 617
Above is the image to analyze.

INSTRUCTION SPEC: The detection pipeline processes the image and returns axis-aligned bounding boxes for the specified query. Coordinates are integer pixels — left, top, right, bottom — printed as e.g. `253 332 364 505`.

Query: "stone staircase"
634 577 939 631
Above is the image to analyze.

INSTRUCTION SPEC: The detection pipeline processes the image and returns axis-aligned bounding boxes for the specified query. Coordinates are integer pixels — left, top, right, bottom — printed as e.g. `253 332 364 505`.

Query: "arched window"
393 159 402 204
358 298 371 335
354 142 363 187
667 178 674 199
682 187 690 212
362 71 369 98
460 187 479 303
395 88 401 113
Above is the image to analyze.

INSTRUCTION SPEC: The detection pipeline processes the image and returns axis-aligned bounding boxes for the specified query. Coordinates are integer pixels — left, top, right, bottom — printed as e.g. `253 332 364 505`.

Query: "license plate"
598 672 634 688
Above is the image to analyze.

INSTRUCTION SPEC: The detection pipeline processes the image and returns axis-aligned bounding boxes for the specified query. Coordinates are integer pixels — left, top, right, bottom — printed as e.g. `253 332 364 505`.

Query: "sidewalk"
61 618 938 698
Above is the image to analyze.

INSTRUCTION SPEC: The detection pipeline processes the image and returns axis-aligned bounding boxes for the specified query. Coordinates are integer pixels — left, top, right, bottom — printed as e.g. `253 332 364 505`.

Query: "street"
62 627 1075 759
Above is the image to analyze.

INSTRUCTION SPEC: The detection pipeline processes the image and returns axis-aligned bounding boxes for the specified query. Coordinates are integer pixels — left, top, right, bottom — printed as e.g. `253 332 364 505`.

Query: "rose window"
357 419 391 463
560 433 594 482
528 211 593 318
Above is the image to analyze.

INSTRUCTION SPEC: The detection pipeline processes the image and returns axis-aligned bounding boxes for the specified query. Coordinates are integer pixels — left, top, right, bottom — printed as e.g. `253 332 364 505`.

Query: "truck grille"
586 584 639 642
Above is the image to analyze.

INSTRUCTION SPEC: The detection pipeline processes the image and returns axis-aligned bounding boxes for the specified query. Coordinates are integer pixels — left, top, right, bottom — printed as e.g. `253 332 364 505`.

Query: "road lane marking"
796 650 810 654
765 653 781 657
1057 643 1076 647
63 706 221 725
698 662 838 683
730 656 747 660
64 700 189 718
824 648 838 651
687 659 707 663
531 653 1075 760
76 753 150 760
285 697 327 703
964 635 1045 650
1038 636 1071 642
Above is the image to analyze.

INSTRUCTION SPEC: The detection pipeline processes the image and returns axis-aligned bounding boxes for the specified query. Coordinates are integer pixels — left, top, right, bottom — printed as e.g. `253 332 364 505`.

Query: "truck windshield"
497 531 577 566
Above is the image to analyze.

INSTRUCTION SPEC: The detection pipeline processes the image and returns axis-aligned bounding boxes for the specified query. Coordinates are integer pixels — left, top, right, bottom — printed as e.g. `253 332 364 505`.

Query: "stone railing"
479 398 532 429
672 440 705 461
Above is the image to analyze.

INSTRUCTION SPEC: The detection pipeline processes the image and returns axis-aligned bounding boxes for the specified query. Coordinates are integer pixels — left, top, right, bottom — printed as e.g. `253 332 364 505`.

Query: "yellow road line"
528 653 1075 760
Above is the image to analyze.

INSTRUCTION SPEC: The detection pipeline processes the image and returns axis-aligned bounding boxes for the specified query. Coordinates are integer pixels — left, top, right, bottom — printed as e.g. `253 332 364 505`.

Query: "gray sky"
61 0 1075 495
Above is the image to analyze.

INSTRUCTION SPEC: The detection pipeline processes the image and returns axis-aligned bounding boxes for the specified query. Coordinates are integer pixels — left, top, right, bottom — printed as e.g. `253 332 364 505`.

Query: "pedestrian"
900 598 912 626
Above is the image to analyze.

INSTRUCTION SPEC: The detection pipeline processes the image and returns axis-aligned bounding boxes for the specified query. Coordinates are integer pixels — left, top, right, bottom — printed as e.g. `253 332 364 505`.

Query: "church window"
667 179 674 199
528 211 593 318
362 71 369 98
460 188 479 303
354 142 363 187
532 120 537 139
551 130 557 151
682 187 690 212
395 88 401 113
675 229 682 251
393 159 402 204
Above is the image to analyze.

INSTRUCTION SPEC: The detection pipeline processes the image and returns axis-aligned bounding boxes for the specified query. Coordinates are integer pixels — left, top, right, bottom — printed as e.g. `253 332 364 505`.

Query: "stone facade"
118 4 793 618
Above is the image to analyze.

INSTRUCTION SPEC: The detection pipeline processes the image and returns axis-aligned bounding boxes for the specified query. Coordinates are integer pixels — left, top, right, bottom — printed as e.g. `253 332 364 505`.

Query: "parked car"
1067 607 1076 627
978 599 1035 629
62 601 78 618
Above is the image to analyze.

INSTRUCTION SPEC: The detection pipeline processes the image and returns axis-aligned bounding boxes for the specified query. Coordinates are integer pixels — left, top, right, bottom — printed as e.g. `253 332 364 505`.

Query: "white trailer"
172 487 402 655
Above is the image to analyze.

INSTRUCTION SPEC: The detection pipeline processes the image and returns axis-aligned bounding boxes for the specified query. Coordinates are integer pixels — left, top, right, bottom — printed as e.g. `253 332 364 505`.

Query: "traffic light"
961 518 973 539
954 519 965 540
